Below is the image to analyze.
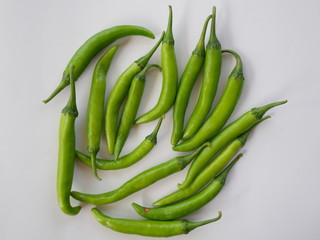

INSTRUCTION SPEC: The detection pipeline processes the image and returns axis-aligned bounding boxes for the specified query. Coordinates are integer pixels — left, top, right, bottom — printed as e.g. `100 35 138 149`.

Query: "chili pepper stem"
199 15 212 45
136 32 165 68
43 77 68 103
253 100 287 119
222 49 243 74
91 153 101 181
145 115 165 144
205 6 220 50
185 211 222 233
62 66 77 115
163 5 174 44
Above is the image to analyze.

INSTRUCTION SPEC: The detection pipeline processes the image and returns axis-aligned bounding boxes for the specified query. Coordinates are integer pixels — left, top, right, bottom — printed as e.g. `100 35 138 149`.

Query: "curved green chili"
176 49 244 150
153 116 269 206
171 15 212 146
77 116 164 170
135 5 178 124
57 66 81 215
92 208 222 237
176 100 287 189
105 33 164 154
71 143 209 205
132 155 239 220
43 25 155 103
87 45 119 181
114 64 162 160
182 6 222 140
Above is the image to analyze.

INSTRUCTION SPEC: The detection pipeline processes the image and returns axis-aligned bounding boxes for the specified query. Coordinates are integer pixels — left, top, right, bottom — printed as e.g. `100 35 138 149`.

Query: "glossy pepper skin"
70 143 208 205
76 117 164 170
57 66 81 215
43 25 155 103
171 14 212 146
132 155 240 220
114 64 162 160
105 33 164 155
182 6 222 140
135 6 178 124
87 45 119 180
177 49 244 150
176 100 287 189
92 208 222 237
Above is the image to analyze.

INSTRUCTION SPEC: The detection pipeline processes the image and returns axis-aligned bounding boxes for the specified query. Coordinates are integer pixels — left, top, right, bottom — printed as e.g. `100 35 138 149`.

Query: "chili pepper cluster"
44 6 287 238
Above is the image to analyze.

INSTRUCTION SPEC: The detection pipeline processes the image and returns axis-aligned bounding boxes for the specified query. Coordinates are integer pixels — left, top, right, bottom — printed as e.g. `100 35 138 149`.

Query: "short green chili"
43 25 155 103
57 66 81 215
153 116 269 206
182 6 222 140
76 116 164 170
135 6 178 124
171 14 212 146
71 143 209 205
105 33 164 154
92 208 222 237
132 154 240 220
176 100 287 189
114 64 162 160
176 49 244 150
86 45 119 181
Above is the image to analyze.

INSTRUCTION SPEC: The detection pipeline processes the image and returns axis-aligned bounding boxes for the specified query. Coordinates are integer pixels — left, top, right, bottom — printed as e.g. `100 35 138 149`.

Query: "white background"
1 0 320 239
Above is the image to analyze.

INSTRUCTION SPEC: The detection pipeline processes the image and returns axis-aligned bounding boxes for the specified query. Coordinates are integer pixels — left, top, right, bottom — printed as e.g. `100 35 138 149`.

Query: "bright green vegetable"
175 100 287 189
132 154 240 220
178 49 244 150
114 64 162 160
43 25 155 103
171 14 212 146
76 117 164 170
182 6 222 140
92 208 222 237
86 45 119 180
71 143 209 205
135 5 178 124
57 66 81 215
105 33 164 154
153 116 269 206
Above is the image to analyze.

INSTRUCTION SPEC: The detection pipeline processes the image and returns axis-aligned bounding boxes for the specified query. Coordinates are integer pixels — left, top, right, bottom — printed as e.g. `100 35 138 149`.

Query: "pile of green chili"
44 5 287 238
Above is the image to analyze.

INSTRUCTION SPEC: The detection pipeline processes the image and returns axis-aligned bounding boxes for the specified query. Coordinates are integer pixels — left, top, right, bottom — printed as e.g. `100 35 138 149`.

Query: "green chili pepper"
182 6 222 140
76 116 164 170
70 143 209 205
153 116 269 206
105 33 164 154
135 5 178 124
91 208 222 237
57 66 81 215
177 49 244 150
114 64 162 160
176 100 287 189
86 45 119 181
43 25 155 103
132 154 240 220
171 14 212 146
